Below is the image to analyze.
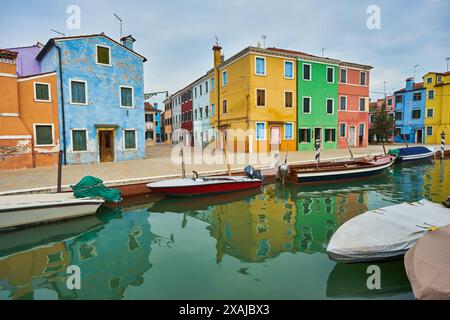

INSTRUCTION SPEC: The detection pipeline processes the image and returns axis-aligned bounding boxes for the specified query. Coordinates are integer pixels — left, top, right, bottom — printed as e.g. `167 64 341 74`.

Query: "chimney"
121 35 136 50
405 77 414 90
0 49 18 75
213 45 222 68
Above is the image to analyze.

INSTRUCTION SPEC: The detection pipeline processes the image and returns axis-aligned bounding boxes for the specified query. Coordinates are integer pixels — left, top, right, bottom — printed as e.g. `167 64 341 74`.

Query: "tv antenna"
262 35 267 49
322 48 326 57
446 57 450 72
214 35 219 46
114 13 123 39
51 29 66 37
414 64 419 83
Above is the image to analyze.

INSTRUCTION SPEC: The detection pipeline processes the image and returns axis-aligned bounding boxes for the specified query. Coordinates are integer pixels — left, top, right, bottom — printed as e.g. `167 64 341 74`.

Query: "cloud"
1 0 449 107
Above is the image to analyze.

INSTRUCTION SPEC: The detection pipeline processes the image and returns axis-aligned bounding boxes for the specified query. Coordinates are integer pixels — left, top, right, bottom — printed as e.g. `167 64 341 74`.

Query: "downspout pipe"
55 44 67 165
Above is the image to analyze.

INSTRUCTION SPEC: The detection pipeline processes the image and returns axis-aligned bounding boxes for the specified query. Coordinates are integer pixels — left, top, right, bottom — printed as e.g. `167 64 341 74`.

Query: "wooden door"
416 130 423 143
348 126 356 147
99 130 115 163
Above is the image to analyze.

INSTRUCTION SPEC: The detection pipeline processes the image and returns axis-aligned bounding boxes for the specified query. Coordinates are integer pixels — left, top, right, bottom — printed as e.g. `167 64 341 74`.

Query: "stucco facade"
337 65 370 148
192 73 212 147
394 78 425 144
297 59 339 151
423 72 450 144
37 34 147 164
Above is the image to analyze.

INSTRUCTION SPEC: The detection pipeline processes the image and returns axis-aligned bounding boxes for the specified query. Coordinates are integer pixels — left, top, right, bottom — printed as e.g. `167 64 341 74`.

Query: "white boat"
327 199 450 263
388 146 436 162
0 193 104 231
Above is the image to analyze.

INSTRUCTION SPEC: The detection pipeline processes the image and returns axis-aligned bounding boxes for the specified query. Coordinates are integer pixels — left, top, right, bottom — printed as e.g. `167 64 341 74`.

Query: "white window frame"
33 123 55 147
411 108 421 120
284 60 294 79
360 71 367 86
426 126 433 136
255 122 267 141
426 108 434 118
326 67 335 84
302 63 312 81
256 88 266 108
302 96 312 114
339 68 347 84
222 70 228 86
70 128 89 153
326 98 335 115
359 97 366 112
437 76 443 83
428 90 435 100
123 128 138 150
339 95 347 111
284 90 294 108
120 85 135 108
359 122 366 139
222 100 228 114
69 79 88 105
255 56 266 76
33 82 52 102
95 44 112 66
284 122 294 141
339 122 347 138
426 77 433 84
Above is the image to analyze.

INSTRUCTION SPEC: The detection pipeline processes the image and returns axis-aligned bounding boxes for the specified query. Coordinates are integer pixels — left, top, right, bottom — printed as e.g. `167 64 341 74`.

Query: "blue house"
144 102 162 143
37 33 147 164
394 78 425 144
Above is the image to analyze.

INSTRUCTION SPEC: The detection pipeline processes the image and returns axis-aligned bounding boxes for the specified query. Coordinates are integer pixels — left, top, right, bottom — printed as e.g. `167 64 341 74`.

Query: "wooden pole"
402 134 409 148
180 147 186 178
57 149 63 193
221 130 231 176
346 138 354 159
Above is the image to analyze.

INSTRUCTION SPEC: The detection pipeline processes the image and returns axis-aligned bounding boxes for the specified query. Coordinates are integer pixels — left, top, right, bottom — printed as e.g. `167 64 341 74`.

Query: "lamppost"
144 91 169 101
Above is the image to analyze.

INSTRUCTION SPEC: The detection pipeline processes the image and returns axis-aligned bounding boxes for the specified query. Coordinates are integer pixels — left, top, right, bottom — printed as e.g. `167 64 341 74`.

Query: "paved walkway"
0 143 443 194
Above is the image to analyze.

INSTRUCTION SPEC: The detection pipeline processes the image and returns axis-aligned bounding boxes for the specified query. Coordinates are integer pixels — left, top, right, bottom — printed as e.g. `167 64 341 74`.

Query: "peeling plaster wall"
0 138 33 170
40 36 146 164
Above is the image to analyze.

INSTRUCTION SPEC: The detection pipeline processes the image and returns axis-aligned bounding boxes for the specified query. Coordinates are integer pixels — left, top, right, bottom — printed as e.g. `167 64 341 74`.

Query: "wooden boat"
0 193 104 231
146 175 263 197
285 155 396 184
388 146 436 162
327 199 450 263
404 224 450 300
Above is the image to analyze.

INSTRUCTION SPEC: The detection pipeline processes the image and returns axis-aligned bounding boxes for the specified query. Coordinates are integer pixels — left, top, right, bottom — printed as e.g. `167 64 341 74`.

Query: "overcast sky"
1 0 449 109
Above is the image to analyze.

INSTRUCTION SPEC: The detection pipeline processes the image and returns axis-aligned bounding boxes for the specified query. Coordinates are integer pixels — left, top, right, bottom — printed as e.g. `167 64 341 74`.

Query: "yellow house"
423 71 450 144
210 46 297 153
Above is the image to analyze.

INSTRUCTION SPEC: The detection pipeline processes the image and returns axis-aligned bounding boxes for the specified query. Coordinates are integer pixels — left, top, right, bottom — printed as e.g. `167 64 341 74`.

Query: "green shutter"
73 130 87 151
35 83 49 101
36 125 53 145
97 46 110 65
125 130 136 149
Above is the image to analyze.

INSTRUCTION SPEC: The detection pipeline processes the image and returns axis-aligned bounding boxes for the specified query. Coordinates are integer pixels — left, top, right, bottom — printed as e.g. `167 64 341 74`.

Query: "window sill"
96 62 112 67
70 102 89 106
35 144 56 147
120 106 136 109
124 148 138 151
34 99 52 103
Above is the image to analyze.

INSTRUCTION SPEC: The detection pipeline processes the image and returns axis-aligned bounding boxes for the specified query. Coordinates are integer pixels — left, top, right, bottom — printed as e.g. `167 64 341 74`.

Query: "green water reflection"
0 160 449 300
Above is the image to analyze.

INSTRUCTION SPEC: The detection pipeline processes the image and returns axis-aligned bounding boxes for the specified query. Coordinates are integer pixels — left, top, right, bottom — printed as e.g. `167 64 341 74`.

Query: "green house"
297 58 339 151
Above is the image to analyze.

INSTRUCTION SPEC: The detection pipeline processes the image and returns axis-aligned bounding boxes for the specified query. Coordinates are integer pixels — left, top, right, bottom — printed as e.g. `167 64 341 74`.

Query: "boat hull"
0 199 104 231
147 180 263 197
397 152 435 162
290 156 395 184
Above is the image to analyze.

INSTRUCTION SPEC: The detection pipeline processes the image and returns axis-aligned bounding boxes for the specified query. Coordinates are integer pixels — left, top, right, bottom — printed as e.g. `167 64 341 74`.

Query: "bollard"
441 131 446 160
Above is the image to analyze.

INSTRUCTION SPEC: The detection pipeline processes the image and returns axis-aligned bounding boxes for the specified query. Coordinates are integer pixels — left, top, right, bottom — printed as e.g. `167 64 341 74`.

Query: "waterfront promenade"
0 144 444 195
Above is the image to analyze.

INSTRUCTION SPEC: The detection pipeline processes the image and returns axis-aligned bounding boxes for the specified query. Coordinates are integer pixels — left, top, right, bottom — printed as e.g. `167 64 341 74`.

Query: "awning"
94 124 119 129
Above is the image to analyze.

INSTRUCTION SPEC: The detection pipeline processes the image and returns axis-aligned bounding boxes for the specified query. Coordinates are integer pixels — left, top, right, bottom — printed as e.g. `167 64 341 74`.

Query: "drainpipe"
55 44 67 165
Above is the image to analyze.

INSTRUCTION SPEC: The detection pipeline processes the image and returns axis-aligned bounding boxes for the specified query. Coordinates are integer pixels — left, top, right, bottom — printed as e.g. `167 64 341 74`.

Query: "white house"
192 71 212 148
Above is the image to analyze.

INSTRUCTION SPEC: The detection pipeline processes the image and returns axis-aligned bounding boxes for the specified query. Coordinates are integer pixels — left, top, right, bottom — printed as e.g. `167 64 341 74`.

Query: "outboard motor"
244 165 264 181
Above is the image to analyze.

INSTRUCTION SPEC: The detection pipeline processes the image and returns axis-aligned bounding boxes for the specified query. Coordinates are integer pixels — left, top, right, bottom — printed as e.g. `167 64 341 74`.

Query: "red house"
180 86 193 146
337 64 372 149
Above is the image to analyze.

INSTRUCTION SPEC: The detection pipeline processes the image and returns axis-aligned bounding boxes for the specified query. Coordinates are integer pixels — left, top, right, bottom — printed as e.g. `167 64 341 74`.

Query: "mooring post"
56 149 63 193
315 139 321 168
441 131 446 160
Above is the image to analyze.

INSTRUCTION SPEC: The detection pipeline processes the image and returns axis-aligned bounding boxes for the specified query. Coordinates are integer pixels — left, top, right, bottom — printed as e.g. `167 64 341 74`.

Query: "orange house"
337 64 371 149
0 49 59 170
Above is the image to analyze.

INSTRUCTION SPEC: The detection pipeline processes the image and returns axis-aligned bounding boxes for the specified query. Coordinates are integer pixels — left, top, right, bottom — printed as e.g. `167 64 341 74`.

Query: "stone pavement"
0 143 442 194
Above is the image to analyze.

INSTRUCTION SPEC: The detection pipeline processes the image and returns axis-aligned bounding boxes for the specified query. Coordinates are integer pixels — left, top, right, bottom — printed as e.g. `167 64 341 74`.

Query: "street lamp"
144 91 170 100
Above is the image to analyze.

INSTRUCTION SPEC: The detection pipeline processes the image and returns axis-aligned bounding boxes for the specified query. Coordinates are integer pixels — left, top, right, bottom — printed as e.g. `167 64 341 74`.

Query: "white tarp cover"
404 224 450 300
327 200 450 263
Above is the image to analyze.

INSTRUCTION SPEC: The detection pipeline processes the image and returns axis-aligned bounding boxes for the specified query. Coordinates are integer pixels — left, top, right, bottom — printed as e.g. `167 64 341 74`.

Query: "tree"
372 102 394 154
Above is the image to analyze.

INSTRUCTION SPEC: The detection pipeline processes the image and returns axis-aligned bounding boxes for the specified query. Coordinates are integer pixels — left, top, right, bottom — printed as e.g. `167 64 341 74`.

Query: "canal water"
1 160 449 300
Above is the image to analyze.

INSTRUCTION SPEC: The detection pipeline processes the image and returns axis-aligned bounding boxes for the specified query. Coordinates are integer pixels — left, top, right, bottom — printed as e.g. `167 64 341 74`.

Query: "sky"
1 0 449 109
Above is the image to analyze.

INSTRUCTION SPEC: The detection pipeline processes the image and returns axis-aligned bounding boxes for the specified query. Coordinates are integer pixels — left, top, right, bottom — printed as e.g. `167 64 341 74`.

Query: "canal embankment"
0 144 447 197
